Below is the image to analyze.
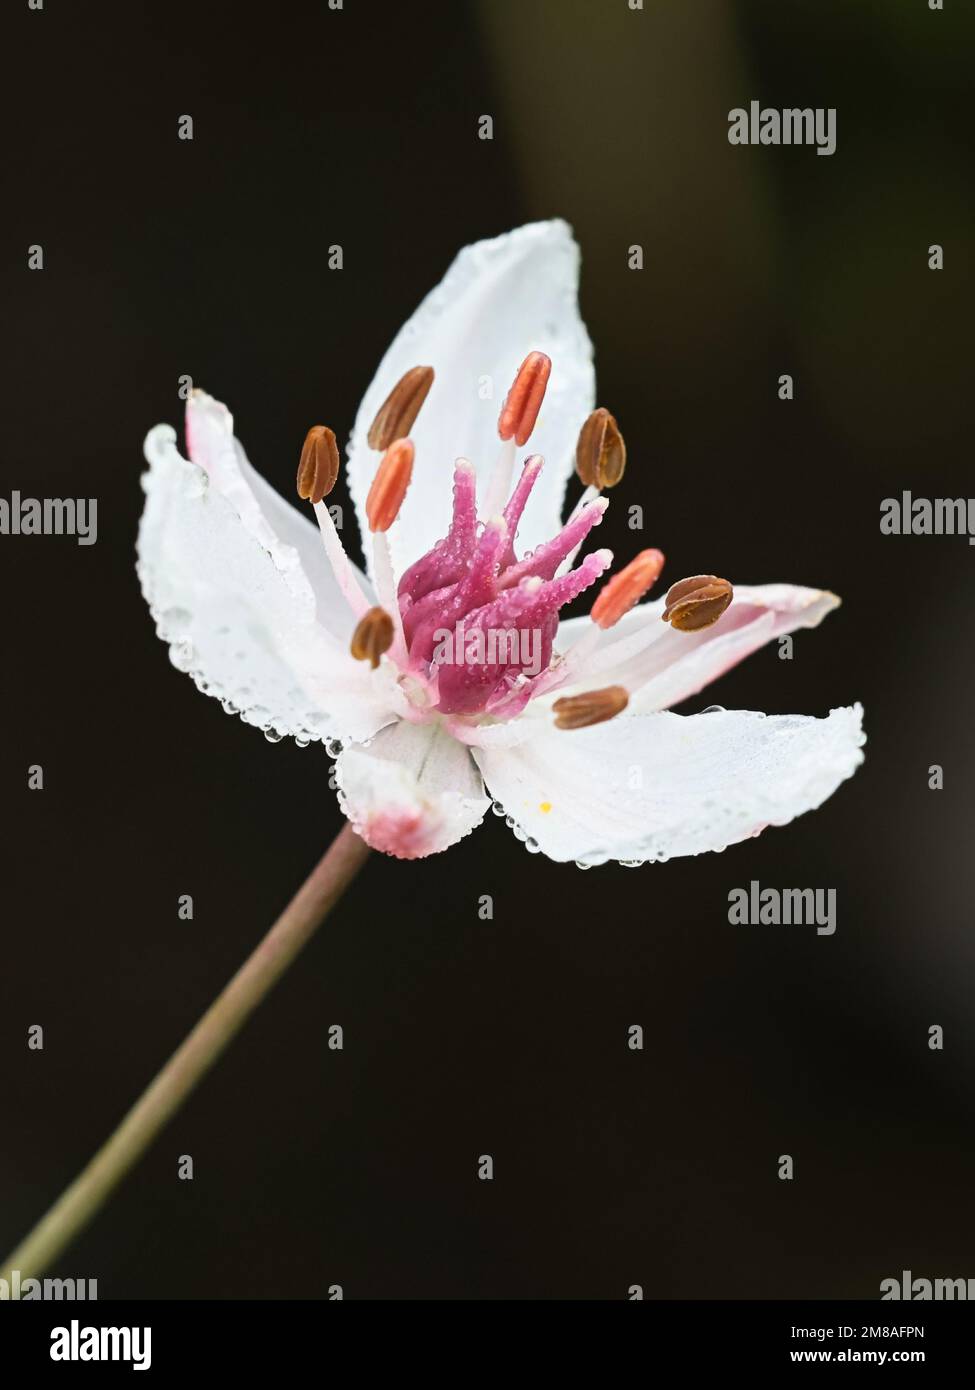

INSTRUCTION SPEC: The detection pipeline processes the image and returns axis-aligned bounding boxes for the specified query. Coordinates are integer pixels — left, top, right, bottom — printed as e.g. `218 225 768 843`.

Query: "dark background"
2 0 973 1299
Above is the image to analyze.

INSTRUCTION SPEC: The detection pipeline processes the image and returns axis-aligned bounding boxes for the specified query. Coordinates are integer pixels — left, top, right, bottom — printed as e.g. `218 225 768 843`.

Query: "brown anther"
591 549 665 629
350 606 395 669
366 365 434 451
498 351 552 446
553 685 629 731
366 437 414 532
662 575 734 631
296 426 340 504
575 408 626 489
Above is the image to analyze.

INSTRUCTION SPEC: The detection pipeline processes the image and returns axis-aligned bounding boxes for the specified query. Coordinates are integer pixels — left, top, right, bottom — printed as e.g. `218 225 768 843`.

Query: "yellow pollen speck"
539 801 552 814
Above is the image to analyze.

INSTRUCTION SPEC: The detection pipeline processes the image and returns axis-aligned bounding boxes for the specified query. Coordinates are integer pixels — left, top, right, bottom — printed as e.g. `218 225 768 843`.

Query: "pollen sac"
498 351 552 446
662 575 733 631
296 426 339 504
366 438 414 532
367 366 434 451
552 685 629 730
575 408 626 490
591 548 665 629
350 606 395 669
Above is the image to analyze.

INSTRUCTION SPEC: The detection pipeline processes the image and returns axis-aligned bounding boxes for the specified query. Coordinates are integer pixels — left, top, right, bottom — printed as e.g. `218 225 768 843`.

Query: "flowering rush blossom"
139 220 864 864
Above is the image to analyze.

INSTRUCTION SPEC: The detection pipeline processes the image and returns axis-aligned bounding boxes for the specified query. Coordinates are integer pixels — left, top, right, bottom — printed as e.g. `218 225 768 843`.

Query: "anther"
661 575 733 631
296 426 339 504
367 366 434 451
590 549 665 629
498 351 552 446
366 437 414 532
552 685 629 730
575 408 626 490
350 606 395 669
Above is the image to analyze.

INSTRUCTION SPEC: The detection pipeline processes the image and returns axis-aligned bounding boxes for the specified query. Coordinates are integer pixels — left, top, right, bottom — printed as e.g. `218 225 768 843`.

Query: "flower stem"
1 821 370 1283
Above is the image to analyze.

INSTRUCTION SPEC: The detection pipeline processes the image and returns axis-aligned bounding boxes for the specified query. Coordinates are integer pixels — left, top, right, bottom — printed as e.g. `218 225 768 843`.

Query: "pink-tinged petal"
139 419 397 748
553 584 840 712
334 722 490 859
345 221 595 577
474 705 865 865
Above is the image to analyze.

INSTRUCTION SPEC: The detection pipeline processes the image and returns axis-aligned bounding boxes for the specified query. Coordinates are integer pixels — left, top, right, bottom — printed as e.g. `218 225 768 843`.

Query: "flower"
139 220 864 864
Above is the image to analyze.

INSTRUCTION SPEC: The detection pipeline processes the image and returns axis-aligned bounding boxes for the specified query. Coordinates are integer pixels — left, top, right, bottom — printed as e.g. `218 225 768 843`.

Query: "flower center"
297 354 681 728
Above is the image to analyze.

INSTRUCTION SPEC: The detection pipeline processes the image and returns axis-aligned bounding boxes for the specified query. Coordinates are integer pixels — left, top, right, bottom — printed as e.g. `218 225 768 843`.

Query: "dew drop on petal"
169 638 195 672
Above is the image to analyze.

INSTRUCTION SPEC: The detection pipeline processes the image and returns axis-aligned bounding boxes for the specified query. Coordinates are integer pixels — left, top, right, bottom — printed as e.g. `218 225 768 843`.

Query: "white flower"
139 220 864 864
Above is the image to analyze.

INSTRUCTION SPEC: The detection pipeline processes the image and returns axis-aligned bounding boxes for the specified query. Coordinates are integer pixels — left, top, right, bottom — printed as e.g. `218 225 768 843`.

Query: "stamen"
367 366 435 451
591 549 666 629
575 408 626 490
295 426 370 618
498 351 552 446
372 531 409 665
661 575 734 631
552 685 629 730
311 502 371 619
366 438 414 532
350 606 395 669
296 426 339 504
481 438 516 521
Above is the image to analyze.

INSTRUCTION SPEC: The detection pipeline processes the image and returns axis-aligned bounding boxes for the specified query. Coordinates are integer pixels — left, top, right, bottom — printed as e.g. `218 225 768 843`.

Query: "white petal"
185 390 372 641
139 422 398 746
555 585 840 712
346 220 595 576
335 721 490 859
474 705 865 865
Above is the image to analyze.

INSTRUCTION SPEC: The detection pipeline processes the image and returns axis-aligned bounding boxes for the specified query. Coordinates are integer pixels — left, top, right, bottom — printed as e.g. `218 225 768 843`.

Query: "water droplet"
294 735 310 749
525 837 541 854
574 859 593 871
620 859 645 868
702 704 725 714
491 801 506 817
264 728 284 743
168 638 195 672
325 738 344 757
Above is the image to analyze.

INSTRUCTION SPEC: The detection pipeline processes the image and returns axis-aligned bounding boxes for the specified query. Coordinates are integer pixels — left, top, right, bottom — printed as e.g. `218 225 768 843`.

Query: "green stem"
1 822 370 1283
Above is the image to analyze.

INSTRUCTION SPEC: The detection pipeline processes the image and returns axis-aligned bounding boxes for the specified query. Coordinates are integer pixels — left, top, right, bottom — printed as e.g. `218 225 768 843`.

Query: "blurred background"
1 0 973 1298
